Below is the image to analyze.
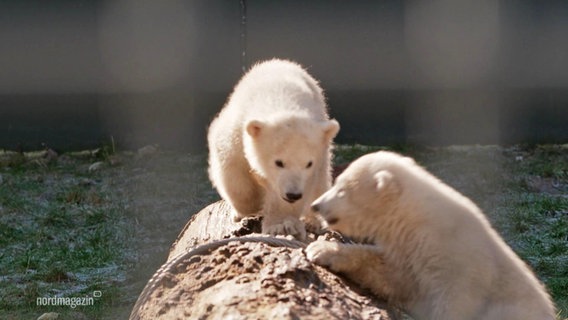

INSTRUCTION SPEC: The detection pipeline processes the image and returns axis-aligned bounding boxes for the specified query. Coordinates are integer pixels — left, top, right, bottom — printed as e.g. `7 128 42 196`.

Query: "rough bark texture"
130 200 394 320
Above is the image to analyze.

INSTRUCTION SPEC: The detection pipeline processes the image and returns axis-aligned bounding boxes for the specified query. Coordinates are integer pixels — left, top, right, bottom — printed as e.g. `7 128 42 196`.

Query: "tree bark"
130 200 394 320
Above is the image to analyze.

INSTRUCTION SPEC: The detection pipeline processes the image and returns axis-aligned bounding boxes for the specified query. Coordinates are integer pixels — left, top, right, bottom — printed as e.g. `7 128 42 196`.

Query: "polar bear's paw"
305 240 344 272
301 212 326 235
262 217 306 240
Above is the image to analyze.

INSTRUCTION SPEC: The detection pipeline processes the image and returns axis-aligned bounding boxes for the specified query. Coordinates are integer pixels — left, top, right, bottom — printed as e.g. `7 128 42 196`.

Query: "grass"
498 145 568 317
480 191 567 319
0 152 132 319
0 144 566 319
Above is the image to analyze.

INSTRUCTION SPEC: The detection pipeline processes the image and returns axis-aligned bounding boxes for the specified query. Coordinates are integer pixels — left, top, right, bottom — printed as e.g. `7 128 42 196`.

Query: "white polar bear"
306 151 555 320
207 59 339 239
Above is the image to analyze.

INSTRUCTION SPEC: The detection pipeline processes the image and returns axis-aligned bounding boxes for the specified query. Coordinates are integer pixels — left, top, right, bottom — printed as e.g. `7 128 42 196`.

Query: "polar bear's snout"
310 203 320 212
278 173 307 204
311 196 324 213
311 197 339 225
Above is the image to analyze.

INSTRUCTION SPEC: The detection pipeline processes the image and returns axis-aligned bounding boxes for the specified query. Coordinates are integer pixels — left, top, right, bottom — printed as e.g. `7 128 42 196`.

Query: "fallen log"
130 200 395 319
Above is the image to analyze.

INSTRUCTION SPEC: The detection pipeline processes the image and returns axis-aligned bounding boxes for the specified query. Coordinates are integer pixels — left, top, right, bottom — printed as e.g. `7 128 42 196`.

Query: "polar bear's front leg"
262 216 306 240
214 158 264 222
261 194 307 240
305 240 392 299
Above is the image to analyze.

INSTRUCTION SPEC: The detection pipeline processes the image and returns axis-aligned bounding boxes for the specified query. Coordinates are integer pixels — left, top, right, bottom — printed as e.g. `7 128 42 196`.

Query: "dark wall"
1 1 567 151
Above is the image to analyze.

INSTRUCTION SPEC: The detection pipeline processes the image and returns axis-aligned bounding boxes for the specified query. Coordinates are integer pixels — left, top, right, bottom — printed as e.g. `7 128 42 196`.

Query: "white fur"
306 151 556 320
208 59 339 239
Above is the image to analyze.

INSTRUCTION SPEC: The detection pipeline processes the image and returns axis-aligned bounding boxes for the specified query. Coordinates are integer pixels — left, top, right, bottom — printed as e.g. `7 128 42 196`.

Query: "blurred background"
1 0 567 151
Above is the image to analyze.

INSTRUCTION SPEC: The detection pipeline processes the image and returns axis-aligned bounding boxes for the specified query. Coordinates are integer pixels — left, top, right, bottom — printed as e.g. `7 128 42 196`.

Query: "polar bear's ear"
246 120 265 138
322 119 340 141
374 170 397 193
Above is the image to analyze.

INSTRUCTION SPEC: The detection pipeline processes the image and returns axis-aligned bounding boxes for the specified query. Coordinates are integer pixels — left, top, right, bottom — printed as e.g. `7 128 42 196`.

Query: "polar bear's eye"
275 160 284 168
306 161 313 169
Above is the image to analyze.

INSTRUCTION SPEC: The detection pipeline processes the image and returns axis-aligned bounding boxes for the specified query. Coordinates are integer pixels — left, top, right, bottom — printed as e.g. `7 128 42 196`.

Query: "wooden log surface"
130 200 395 320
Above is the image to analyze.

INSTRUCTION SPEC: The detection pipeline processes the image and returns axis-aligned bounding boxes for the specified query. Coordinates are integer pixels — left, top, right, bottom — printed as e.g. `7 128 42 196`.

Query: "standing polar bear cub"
307 151 555 320
208 59 339 239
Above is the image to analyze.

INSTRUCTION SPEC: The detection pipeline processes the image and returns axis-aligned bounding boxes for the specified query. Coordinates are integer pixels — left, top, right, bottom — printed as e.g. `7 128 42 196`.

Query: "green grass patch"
498 193 568 317
0 154 131 319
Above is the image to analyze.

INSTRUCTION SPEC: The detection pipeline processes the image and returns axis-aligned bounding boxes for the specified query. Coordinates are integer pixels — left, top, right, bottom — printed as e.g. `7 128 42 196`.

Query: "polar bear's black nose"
311 204 320 212
285 192 302 202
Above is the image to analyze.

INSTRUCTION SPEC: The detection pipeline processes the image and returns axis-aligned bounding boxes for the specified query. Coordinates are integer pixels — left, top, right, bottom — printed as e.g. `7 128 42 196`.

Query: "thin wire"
240 0 248 73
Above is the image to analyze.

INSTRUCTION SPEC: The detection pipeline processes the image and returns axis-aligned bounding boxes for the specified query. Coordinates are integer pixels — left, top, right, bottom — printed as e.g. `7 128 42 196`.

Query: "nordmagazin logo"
36 291 101 309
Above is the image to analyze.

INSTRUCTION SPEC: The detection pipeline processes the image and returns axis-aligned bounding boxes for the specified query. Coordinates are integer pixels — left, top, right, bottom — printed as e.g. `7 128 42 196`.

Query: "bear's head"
244 116 339 204
311 151 412 238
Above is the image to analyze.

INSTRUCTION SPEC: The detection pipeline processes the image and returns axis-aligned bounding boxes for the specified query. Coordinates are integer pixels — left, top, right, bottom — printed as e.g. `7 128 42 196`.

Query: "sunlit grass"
0 155 130 319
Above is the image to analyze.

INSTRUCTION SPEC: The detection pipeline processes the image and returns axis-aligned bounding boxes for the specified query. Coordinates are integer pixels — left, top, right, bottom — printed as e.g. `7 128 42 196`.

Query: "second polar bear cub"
306 151 555 320
208 59 339 239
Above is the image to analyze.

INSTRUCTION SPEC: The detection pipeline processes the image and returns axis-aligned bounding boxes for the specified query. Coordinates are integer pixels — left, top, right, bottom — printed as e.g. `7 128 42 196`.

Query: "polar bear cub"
207 59 339 239
306 151 555 320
